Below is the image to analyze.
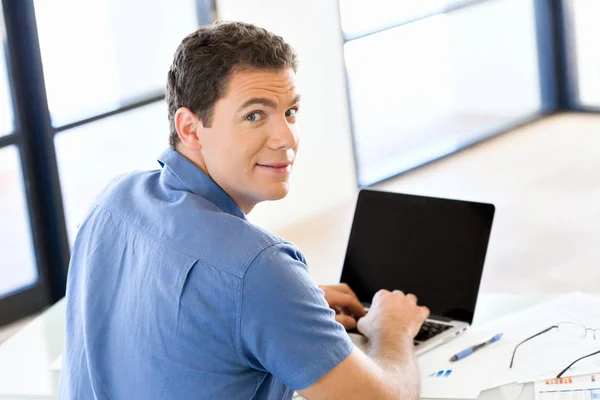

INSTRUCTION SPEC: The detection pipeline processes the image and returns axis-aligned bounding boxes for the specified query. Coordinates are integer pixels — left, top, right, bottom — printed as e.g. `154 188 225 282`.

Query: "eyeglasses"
509 322 600 378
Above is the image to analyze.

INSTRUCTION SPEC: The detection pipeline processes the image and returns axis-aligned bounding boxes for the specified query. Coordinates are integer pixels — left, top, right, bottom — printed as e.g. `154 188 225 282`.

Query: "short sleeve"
239 242 355 390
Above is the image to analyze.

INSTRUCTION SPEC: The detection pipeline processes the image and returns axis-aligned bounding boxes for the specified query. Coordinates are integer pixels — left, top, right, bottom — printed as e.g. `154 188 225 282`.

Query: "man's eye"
245 112 263 122
285 108 298 117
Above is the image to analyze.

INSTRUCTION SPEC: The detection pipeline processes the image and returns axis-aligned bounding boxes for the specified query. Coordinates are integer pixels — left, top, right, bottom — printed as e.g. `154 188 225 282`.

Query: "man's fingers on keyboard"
341 306 355 316
336 314 357 330
373 289 389 302
326 291 366 317
332 283 357 298
406 293 418 304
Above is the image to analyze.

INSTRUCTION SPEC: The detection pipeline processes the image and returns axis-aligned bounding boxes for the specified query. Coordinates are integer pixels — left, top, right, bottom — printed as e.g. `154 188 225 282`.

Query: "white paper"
420 367 482 399
418 329 518 395
418 292 600 398
534 373 600 400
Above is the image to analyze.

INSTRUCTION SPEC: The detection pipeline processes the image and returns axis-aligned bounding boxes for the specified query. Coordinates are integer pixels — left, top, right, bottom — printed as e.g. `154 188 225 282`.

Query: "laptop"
341 189 495 356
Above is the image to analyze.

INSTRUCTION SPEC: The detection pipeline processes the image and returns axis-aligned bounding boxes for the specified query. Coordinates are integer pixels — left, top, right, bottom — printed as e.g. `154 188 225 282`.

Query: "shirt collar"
157 148 246 220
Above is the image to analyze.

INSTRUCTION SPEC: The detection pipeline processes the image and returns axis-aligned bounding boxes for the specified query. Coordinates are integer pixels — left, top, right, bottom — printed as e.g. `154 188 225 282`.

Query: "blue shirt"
58 148 354 399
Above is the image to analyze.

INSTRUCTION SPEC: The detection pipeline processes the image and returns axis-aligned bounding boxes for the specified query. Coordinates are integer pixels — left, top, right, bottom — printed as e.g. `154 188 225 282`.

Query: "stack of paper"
534 373 600 400
419 292 600 399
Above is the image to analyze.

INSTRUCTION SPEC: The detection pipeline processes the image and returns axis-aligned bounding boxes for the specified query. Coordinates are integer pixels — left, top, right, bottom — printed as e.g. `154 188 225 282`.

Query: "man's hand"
301 289 428 400
357 290 429 344
320 283 367 330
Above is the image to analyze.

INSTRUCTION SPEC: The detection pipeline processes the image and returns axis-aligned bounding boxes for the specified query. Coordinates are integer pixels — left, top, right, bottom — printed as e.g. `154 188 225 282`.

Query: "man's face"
197 68 300 213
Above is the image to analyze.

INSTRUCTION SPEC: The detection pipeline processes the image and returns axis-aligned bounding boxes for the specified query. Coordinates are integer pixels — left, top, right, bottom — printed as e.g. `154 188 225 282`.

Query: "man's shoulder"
88 170 298 278
94 169 160 209
197 215 300 278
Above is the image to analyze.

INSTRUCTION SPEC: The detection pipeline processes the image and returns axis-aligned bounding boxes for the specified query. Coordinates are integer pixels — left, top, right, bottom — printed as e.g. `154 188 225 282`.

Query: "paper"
534 373 600 400
418 292 600 397
418 329 517 396
420 367 482 399
49 354 62 371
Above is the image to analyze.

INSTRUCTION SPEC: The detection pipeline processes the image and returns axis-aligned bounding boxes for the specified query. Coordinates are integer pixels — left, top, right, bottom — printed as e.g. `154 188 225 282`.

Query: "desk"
0 293 589 399
0 297 64 399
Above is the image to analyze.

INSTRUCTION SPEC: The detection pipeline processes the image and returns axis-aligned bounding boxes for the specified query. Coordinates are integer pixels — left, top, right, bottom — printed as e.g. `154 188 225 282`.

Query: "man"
59 22 429 399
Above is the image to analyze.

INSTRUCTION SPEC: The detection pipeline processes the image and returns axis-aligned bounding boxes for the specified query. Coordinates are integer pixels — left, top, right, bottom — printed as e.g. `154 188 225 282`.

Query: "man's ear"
174 107 203 150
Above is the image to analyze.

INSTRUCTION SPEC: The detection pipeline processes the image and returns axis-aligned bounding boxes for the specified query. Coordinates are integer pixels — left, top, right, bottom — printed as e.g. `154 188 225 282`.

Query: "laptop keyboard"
414 321 452 343
352 305 452 345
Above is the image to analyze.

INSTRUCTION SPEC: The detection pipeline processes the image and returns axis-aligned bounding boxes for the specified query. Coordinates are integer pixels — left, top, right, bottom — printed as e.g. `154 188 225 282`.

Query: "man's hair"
166 21 298 148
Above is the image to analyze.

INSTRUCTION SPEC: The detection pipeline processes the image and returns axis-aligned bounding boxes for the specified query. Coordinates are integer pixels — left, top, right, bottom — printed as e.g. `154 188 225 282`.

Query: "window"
0 2 38 302
342 0 543 185
55 101 170 244
339 0 472 39
0 146 38 298
571 0 600 108
0 0 212 327
34 0 200 127
0 13 13 137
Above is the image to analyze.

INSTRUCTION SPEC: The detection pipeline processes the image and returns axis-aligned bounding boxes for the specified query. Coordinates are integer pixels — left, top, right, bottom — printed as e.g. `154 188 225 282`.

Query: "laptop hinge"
428 314 453 323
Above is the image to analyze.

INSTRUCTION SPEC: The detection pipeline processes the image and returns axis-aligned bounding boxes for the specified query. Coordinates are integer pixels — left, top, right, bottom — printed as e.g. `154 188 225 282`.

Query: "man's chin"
262 183 290 201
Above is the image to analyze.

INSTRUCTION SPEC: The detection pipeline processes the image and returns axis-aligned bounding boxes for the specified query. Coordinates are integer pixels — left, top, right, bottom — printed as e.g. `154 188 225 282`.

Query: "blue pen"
449 333 503 362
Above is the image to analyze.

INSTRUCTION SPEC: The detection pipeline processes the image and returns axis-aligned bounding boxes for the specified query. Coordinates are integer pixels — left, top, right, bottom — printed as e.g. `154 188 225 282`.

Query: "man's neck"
174 145 255 215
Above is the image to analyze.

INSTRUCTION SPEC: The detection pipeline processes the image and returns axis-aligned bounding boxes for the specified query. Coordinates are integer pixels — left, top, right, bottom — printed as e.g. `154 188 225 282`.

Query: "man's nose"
268 119 298 150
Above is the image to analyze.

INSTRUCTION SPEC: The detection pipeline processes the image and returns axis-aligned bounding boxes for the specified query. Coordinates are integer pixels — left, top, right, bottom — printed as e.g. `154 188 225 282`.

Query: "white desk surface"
0 292 589 399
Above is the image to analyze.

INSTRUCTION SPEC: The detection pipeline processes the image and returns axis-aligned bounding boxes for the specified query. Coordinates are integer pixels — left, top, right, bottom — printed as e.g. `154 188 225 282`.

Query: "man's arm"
299 290 428 400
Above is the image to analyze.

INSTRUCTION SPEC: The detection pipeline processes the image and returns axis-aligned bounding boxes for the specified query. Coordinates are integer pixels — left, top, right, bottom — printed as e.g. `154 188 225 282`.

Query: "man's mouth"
257 162 292 173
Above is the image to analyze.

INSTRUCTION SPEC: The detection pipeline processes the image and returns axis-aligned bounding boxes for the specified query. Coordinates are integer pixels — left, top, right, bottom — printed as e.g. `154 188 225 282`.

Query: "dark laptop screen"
340 189 495 324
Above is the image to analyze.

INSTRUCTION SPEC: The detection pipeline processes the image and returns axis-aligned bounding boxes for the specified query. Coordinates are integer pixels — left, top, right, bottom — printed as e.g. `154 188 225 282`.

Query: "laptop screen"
340 189 495 324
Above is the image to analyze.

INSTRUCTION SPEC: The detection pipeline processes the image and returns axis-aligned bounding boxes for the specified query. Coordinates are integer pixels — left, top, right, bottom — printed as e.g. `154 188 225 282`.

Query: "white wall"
216 0 358 233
